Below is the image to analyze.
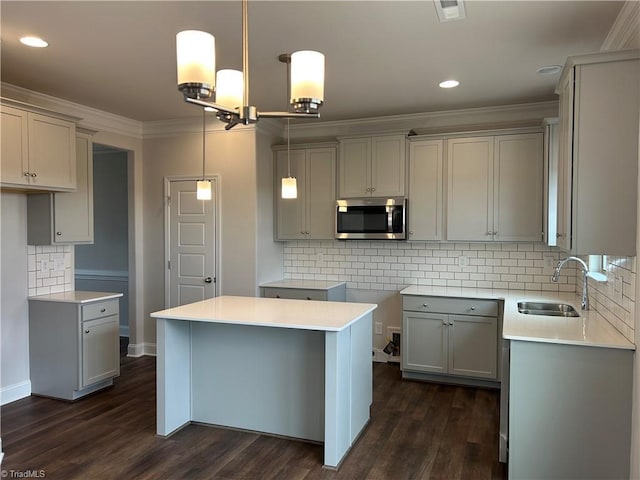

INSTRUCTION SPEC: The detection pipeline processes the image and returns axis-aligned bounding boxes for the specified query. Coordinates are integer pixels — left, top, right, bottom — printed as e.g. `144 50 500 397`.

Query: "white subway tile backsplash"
27 248 73 295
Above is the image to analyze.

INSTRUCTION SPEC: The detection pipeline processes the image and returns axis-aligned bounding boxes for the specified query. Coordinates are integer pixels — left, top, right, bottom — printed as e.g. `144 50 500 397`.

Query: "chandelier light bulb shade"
176 30 216 98
197 180 212 200
216 69 244 110
290 50 324 112
281 177 297 199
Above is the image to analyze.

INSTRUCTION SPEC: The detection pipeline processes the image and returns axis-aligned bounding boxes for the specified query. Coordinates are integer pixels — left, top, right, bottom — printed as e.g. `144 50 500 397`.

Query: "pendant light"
280 54 297 199
281 119 297 199
196 109 212 200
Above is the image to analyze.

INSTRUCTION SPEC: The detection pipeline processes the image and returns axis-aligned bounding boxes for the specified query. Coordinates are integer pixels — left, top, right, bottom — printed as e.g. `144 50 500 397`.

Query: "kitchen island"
151 295 377 469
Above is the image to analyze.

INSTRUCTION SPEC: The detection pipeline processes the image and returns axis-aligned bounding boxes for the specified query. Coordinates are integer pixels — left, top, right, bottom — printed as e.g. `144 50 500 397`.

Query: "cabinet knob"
276 295 281 298
84 329 90 334
56 232 62 236
306 296 311 300
204 277 212 284
556 233 565 238
470 306 476 311
371 187 376 192
442 320 447 325
30 172 37 177
100 308 106 313
23 172 30 177
449 321 454 326
422 303 429 307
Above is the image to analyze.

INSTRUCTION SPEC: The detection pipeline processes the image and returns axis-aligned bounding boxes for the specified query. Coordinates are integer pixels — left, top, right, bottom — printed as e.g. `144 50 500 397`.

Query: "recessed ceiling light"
20 36 48 48
439 80 460 89
536 65 562 75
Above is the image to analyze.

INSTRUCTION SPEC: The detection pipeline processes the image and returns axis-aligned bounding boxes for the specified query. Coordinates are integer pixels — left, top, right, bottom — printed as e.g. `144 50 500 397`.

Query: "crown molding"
601 1 640 51
1 83 143 139
288 100 559 141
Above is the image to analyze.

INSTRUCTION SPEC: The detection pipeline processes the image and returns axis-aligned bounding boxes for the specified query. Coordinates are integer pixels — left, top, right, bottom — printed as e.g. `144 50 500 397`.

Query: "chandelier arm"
258 111 320 119
185 97 238 116
242 0 249 108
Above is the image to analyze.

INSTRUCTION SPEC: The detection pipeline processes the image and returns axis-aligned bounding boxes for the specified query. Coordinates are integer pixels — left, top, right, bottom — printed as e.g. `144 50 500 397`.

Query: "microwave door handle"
387 208 393 232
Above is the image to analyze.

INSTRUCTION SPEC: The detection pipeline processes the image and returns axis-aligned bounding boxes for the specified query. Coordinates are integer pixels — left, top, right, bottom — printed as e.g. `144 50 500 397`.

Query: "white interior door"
167 179 217 307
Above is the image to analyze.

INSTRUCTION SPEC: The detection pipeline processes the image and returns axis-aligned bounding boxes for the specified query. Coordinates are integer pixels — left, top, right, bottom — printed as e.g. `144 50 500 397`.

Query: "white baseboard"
127 342 156 357
1 380 31 405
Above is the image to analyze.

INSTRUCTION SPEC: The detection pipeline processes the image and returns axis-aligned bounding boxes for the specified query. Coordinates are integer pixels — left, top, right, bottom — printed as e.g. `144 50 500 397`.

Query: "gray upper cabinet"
27 131 95 245
275 143 336 240
338 134 406 198
407 139 444 241
555 50 639 255
0 101 77 191
446 132 543 242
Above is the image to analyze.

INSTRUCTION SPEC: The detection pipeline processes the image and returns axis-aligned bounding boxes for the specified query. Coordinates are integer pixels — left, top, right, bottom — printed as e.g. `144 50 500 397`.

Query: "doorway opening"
75 144 130 355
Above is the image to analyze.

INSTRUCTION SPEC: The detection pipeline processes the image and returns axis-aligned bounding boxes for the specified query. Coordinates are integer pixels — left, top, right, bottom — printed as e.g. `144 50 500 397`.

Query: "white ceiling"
0 1 624 124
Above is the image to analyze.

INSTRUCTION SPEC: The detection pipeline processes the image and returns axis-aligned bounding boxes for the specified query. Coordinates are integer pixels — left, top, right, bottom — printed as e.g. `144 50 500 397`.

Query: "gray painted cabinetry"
509 340 632 479
401 295 499 387
260 280 346 302
29 292 121 400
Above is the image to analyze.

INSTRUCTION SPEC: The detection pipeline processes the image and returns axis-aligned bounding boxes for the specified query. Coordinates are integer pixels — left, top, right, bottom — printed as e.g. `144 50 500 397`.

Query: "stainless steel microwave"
335 197 406 240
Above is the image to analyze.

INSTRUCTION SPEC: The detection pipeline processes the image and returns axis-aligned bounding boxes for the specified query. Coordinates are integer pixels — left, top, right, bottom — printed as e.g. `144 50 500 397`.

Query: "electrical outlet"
53 257 65 270
39 259 51 273
374 322 382 335
458 256 468 268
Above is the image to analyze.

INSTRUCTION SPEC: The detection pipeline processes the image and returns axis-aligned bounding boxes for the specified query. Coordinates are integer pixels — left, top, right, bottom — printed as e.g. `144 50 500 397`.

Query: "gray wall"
76 148 129 272
0 192 30 403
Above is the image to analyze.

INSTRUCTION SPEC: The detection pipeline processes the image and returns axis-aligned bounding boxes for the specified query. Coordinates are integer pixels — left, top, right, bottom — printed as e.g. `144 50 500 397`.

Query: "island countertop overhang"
151 295 377 332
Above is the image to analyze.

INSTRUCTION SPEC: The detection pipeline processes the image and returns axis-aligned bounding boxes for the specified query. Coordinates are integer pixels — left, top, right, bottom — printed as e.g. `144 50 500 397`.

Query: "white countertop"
151 295 377 332
28 291 123 304
400 285 634 350
259 280 346 290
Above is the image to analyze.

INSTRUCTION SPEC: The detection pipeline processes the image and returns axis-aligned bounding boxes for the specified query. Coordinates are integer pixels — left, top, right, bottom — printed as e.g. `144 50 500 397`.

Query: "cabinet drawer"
262 288 327 301
82 300 119 321
403 296 498 317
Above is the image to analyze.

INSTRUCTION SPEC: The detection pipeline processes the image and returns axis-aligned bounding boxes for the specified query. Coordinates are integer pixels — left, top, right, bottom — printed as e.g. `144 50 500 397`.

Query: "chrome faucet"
551 256 590 310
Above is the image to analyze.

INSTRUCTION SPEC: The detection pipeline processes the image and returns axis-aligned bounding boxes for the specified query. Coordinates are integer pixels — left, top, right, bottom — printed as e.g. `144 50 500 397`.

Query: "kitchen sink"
517 301 580 317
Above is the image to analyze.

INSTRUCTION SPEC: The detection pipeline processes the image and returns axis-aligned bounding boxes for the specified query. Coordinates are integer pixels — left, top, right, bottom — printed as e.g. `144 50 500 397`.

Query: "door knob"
204 277 212 283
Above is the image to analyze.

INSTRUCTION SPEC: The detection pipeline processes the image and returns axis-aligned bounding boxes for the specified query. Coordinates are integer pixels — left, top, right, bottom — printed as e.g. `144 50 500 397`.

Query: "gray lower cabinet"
401 295 499 386
29 294 121 400
509 340 632 479
260 280 346 302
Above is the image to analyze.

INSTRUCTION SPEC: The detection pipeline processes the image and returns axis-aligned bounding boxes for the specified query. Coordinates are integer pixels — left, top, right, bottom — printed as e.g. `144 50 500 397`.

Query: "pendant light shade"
281 177 297 199
215 69 244 110
176 30 216 99
290 50 324 112
197 180 212 200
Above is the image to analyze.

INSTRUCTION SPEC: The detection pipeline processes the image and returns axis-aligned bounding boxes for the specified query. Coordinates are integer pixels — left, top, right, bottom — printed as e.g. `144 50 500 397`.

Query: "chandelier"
176 0 325 130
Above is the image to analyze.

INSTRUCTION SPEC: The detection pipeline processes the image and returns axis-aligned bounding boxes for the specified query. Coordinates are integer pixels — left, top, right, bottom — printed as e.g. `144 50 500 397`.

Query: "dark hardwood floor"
1 353 506 480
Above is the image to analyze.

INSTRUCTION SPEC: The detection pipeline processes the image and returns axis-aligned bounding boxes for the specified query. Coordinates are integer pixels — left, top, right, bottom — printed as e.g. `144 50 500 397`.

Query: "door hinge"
214 277 217 283
167 260 171 270
167 196 171 206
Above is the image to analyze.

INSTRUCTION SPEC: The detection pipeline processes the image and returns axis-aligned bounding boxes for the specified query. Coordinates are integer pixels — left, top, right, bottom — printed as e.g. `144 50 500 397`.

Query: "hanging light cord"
286 55 291 177
202 109 206 180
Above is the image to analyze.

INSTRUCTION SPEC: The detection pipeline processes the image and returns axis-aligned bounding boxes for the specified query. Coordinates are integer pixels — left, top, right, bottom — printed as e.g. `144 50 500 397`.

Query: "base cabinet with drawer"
29 292 122 400
401 295 499 386
260 280 346 302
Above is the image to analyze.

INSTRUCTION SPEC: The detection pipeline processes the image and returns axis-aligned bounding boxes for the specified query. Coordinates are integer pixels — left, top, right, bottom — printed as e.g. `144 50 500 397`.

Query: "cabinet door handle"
204 277 212 283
